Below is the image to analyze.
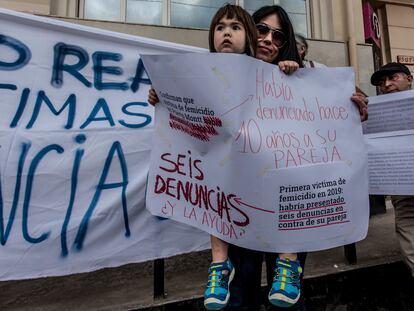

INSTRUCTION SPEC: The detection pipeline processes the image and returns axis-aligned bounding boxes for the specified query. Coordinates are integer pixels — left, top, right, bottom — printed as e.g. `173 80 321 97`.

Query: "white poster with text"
143 53 370 252
364 89 414 195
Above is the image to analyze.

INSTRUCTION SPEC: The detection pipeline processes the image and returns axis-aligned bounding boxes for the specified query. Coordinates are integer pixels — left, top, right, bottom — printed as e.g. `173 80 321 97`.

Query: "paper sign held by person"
143 53 369 252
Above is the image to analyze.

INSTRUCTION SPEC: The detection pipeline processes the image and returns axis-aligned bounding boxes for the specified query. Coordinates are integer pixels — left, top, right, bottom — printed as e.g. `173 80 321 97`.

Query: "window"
276 0 307 36
126 0 162 25
244 0 274 16
81 0 308 35
84 0 121 21
170 0 235 29
245 0 308 36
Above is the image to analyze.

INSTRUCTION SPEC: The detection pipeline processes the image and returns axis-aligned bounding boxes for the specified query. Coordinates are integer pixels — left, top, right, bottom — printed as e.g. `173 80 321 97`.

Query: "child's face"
213 16 246 54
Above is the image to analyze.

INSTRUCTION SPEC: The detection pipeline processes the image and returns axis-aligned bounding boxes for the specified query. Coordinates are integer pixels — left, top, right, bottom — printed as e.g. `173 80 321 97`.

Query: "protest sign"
0 9 209 281
364 90 414 195
143 53 370 252
363 89 414 135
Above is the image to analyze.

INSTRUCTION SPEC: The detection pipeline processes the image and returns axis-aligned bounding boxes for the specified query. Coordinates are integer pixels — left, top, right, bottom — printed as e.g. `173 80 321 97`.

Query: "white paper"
365 135 414 195
143 53 369 252
262 162 367 252
364 89 414 195
363 89 414 135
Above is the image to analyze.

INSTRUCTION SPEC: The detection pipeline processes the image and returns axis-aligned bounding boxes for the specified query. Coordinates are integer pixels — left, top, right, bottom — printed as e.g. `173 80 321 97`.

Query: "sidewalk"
0 203 405 311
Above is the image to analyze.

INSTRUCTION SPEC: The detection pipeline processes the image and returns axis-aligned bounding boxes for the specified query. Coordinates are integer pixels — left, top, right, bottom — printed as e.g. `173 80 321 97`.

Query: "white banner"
0 9 209 281
364 90 414 195
143 53 370 253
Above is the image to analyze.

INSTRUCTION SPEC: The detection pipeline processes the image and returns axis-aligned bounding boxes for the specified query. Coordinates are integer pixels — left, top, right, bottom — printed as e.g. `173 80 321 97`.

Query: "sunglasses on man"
256 23 286 48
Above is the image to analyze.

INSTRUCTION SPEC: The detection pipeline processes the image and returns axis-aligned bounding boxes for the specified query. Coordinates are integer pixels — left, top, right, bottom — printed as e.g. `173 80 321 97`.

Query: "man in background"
295 34 326 68
370 62 414 277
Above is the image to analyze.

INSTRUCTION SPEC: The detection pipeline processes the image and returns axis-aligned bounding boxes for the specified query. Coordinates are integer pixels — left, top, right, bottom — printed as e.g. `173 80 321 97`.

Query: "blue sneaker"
268 258 302 307
204 259 235 310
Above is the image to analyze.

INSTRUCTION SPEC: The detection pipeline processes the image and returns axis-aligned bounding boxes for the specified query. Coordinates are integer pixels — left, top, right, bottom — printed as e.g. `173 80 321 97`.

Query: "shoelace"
206 270 228 288
273 267 300 286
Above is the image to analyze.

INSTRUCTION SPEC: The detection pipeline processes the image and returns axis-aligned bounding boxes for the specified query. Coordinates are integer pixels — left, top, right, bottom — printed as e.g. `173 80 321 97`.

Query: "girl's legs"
269 252 303 308
266 253 307 311
211 235 229 262
204 236 235 310
279 253 298 260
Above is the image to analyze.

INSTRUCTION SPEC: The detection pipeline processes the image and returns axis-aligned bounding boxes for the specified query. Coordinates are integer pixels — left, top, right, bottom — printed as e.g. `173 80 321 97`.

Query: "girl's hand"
148 86 159 106
278 61 299 74
351 92 368 122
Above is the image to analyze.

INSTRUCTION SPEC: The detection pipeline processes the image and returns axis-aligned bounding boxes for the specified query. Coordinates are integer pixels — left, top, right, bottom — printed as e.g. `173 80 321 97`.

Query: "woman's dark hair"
252 5 303 66
208 4 257 57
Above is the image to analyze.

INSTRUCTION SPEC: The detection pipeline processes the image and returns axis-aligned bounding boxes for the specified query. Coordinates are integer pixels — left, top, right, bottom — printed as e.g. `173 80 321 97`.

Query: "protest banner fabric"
143 53 370 252
0 9 209 281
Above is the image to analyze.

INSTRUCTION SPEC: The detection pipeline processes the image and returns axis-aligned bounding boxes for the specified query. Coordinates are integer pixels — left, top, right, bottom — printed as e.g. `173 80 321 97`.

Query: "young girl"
203 5 258 311
148 4 258 311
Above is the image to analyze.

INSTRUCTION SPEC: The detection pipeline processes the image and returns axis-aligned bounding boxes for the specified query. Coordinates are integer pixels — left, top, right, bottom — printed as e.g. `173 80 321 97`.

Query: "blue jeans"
224 245 307 311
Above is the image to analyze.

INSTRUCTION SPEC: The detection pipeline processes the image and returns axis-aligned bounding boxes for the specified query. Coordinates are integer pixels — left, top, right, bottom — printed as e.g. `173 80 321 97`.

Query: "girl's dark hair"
252 5 303 67
208 4 257 57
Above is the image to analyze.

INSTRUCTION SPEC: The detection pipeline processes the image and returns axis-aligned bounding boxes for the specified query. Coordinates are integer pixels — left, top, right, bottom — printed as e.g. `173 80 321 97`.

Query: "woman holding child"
148 4 368 311
224 5 307 311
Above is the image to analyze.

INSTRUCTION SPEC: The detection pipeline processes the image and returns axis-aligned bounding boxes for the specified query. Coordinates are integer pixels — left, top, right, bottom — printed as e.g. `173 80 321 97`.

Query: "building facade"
0 0 413 95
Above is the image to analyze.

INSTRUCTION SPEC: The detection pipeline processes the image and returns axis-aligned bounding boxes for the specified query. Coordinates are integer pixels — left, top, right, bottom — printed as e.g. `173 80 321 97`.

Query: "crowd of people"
148 3 412 311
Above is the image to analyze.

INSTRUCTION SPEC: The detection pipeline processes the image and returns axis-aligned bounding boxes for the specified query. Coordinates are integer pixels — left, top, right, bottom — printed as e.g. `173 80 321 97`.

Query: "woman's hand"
278 61 299 74
148 86 159 106
351 91 368 122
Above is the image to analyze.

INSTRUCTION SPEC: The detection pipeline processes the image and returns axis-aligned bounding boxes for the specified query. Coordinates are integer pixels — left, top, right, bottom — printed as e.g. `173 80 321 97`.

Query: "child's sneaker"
268 258 302 307
204 258 235 310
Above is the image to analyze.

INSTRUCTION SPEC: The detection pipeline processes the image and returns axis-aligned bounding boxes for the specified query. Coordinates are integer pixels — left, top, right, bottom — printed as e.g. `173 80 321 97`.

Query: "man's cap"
371 62 411 86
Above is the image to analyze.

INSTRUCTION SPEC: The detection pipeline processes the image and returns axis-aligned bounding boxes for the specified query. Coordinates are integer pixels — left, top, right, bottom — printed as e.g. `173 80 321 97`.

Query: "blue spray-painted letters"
0 143 30 245
22 144 64 244
9 88 30 128
92 51 129 91
130 58 151 93
61 134 86 256
0 83 17 90
51 42 92 88
119 102 152 128
26 91 76 129
0 34 31 71
80 98 115 129
74 141 130 250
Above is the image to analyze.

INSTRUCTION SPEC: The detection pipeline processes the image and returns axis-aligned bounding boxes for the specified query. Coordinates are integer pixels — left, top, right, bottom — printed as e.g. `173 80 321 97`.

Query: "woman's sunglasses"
256 23 286 48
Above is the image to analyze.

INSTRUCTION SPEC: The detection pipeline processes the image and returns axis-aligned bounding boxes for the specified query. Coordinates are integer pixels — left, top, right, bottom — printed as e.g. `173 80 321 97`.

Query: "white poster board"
364 89 414 195
143 53 370 253
0 9 210 281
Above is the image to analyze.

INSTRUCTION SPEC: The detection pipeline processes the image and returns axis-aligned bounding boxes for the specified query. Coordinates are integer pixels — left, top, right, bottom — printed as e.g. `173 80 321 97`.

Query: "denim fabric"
224 245 307 311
